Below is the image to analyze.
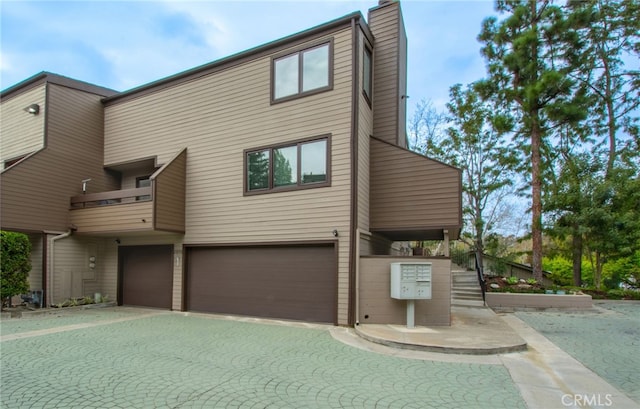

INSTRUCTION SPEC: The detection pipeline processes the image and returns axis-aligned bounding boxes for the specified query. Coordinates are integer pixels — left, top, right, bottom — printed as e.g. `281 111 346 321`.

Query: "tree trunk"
475 196 484 276
475 238 484 278
594 251 603 290
572 224 582 286
531 117 544 282
529 0 543 283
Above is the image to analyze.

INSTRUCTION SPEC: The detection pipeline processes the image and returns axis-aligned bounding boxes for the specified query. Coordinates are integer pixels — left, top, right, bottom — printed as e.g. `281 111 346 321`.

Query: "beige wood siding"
0 85 46 163
153 149 186 233
357 33 373 233
370 137 462 232
48 235 178 307
71 202 153 234
99 239 119 304
49 236 105 304
104 29 355 324
172 243 183 310
368 2 407 146
27 233 44 291
1 84 119 232
397 16 408 148
359 256 451 326
359 231 396 256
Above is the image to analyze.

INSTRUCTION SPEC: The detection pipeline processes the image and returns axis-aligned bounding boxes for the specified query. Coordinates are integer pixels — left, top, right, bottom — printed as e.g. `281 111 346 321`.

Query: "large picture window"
245 136 330 194
272 41 332 103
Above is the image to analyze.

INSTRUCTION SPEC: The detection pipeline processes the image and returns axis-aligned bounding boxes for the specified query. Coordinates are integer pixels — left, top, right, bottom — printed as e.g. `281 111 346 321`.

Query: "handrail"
70 186 152 208
474 251 486 303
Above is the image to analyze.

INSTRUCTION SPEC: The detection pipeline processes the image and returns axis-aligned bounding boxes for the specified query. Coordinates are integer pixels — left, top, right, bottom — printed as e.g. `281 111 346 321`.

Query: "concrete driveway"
1 307 524 409
515 301 640 406
2 303 639 409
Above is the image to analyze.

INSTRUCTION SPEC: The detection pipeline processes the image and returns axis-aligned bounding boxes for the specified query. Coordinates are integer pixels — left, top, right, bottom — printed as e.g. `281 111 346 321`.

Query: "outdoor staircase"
451 268 485 307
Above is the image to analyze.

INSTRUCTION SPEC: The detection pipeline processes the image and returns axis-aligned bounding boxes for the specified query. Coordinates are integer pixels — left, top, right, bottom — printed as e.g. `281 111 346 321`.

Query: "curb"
353 324 528 355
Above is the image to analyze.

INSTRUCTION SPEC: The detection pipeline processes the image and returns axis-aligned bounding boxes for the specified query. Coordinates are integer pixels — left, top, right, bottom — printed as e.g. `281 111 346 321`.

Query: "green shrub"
603 251 640 289
1 231 32 307
606 289 640 300
543 256 573 286
506 276 519 285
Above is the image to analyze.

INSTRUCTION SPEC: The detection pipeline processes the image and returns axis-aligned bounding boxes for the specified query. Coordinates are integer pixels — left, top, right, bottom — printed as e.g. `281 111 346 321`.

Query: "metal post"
406 299 415 329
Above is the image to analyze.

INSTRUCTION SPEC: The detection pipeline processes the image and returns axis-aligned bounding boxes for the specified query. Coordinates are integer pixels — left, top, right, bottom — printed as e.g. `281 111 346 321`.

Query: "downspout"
355 228 361 326
48 230 73 307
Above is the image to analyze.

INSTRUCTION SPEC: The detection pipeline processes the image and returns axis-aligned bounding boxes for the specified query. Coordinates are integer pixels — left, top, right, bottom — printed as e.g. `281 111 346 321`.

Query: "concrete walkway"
355 305 527 354
352 303 639 409
500 313 639 409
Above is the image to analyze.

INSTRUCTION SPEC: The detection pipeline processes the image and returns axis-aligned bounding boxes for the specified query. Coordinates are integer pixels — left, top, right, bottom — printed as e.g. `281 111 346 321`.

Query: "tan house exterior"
1 1 462 326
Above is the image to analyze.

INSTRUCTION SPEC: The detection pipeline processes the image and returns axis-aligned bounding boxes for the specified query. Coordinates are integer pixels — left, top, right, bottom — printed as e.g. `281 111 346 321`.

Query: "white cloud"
1 0 494 115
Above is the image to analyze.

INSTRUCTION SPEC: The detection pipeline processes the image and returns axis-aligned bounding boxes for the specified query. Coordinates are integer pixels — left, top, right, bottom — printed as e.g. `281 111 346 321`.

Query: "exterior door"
119 245 173 309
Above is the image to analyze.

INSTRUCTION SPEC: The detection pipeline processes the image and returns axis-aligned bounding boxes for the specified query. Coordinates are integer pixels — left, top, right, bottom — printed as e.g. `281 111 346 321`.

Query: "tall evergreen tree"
543 0 639 286
477 0 586 281
567 0 640 178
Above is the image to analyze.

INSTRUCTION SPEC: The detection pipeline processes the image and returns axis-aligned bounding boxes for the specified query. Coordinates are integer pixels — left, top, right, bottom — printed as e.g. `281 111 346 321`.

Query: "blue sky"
1 0 497 116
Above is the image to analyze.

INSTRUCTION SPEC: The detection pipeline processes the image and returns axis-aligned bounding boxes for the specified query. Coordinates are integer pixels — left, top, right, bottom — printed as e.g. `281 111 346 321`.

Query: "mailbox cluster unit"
390 262 432 300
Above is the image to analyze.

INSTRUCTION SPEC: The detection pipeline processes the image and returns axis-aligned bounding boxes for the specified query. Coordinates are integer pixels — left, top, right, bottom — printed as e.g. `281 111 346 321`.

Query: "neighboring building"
1 1 462 326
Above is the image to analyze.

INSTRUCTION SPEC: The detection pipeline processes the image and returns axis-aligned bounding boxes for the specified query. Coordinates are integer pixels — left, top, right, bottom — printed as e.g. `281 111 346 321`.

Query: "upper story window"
272 41 333 103
135 175 152 201
363 47 373 105
245 136 330 194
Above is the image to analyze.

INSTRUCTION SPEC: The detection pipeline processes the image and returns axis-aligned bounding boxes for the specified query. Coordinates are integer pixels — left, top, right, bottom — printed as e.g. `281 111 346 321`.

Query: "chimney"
368 1 408 148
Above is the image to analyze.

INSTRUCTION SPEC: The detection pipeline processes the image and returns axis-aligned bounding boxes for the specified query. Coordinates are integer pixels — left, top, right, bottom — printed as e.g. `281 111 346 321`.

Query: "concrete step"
452 287 483 294
451 269 484 303
451 296 482 302
453 276 478 284
451 299 486 307
452 293 484 301
453 278 480 285
452 285 482 290
452 284 482 289
452 272 479 279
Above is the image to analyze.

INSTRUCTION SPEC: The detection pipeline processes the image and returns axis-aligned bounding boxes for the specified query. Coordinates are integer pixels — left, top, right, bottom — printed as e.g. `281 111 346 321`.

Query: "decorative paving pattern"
0 307 146 337
1 310 526 409
516 302 640 404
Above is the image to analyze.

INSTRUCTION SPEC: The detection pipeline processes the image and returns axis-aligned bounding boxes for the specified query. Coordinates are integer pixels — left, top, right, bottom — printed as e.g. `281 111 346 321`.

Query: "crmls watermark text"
562 394 613 407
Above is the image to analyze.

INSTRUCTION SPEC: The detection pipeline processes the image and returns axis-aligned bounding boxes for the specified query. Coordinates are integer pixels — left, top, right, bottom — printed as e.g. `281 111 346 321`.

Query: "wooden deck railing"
70 186 152 209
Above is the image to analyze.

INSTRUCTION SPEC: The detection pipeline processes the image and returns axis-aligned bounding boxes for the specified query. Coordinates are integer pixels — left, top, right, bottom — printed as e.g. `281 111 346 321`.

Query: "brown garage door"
186 244 337 324
119 245 173 309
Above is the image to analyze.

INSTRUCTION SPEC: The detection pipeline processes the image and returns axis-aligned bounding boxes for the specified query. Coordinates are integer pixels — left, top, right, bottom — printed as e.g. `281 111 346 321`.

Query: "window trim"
270 39 334 104
244 135 332 195
3 154 28 170
362 46 373 107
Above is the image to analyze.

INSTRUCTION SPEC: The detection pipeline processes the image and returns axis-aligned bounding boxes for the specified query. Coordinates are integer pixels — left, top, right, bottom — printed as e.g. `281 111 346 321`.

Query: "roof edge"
1 71 118 100
370 135 461 172
103 11 363 105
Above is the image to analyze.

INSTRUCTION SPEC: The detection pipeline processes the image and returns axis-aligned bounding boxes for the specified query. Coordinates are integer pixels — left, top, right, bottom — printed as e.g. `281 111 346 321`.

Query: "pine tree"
477 0 587 281
567 0 640 178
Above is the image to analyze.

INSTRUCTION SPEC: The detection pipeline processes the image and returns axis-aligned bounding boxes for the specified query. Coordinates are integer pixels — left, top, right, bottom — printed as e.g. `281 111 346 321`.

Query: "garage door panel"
121 245 173 309
186 245 336 323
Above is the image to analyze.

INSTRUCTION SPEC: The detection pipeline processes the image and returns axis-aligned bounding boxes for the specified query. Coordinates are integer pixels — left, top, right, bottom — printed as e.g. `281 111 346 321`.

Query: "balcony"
70 149 186 235
369 137 462 241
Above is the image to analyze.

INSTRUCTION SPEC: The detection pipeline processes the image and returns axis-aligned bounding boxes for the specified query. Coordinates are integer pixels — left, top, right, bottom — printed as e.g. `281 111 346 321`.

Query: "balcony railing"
69 148 186 235
70 187 152 208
